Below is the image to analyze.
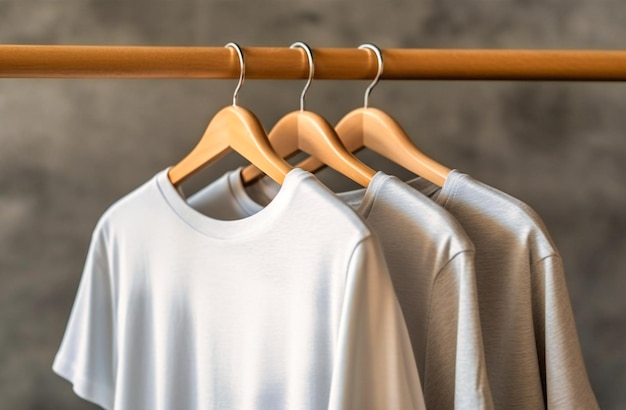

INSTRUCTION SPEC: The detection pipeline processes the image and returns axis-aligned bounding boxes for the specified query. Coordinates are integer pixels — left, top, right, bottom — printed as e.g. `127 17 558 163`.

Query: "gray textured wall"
1 1 625 409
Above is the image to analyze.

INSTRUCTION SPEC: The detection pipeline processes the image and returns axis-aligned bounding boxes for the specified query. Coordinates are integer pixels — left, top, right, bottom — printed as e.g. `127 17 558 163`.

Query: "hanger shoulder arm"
296 111 374 186
338 108 450 187
167 107 234 186
227 106 292 185
169 106 291 186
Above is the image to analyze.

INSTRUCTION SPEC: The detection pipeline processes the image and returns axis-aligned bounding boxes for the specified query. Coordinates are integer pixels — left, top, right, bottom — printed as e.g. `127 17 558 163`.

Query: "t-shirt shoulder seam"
346 234 376 265
422 248 474 384
343 234 376 289
532 253 561 266
347 234 375 263
432 249 474 282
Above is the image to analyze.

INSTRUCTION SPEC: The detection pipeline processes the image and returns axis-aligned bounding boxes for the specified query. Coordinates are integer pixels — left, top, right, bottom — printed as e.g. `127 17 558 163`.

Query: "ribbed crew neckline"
156 167 307 239
211 169 459 220
405 169 461 208
224 169 390 220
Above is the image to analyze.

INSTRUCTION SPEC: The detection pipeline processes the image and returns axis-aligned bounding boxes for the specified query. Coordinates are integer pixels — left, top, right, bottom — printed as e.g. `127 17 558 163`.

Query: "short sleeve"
428 251 493 409
328 235 426 410
533 255 599 409
52 227 116 410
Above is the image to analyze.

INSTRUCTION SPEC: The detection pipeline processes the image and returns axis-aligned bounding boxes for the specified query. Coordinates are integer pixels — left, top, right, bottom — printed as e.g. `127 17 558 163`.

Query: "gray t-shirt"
407 170 599 409
188 170 494 409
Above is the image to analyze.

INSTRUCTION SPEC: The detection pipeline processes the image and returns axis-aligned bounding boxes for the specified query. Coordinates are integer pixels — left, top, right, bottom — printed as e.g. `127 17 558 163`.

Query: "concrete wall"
1 1 625 408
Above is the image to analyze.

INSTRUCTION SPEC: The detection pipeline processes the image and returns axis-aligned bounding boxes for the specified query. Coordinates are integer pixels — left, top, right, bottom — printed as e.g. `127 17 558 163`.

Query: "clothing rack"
1 45 626 81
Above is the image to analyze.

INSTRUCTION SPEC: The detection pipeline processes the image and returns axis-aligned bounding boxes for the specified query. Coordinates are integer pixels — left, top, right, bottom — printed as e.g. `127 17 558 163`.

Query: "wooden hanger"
296 44 451 187
168 43 292 187
240 42 375 188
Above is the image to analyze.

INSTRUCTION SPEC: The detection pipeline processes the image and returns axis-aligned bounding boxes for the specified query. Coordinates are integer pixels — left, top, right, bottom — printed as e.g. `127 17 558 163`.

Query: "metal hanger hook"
225 42 245 106
290 41 314 111
359 43 383 108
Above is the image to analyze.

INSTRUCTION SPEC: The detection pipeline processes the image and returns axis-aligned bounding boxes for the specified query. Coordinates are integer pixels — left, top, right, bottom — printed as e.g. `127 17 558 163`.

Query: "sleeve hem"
52 357 114 410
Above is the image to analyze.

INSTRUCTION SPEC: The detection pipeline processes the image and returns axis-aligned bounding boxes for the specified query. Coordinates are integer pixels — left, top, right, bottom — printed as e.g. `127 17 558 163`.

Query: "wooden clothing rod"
1 45 626 81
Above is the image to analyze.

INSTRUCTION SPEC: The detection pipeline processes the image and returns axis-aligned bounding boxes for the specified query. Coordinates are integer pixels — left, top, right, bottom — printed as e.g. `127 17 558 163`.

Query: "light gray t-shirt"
189 170 494 409
407 170 599 409
52 168 425 410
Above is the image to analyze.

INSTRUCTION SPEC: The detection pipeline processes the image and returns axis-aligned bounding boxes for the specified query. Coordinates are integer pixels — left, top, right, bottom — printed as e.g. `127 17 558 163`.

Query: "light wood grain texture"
296 107 450 187
1 45 626 80
240 111 375 187
168 105 292 186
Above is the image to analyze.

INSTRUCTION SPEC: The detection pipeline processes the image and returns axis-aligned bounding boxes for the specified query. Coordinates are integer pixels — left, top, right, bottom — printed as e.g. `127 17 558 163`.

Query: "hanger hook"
225 42 245 106
358 43 383 108
290 41 314 111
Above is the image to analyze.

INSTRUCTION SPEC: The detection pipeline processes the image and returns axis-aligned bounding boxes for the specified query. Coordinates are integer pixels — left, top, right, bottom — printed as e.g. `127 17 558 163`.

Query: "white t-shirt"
189 169 493 409
52 168 424 410
407 171 599 409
